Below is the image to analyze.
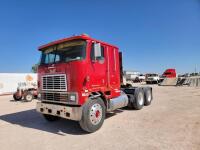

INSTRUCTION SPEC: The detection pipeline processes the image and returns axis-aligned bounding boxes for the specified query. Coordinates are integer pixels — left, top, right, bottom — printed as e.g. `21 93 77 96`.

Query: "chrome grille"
42 74 67 91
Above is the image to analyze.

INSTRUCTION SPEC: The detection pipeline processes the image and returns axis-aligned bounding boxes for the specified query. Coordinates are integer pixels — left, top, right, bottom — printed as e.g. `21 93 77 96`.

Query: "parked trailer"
36 34 153 133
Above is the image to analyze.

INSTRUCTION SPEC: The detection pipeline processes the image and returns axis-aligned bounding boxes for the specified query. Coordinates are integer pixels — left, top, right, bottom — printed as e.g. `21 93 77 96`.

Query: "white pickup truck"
146 73 160 84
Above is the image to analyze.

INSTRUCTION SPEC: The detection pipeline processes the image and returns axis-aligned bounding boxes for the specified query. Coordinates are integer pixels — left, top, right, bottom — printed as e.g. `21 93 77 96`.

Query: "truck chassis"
37 86 152 132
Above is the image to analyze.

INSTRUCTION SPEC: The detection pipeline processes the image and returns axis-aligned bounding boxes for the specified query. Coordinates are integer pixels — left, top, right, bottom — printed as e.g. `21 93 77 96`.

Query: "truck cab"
162 69 176 78
36 34 153 132
145 73 160 84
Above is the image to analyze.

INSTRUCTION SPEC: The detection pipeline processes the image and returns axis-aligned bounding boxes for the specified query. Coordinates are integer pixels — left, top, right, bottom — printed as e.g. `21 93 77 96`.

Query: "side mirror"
94 43 101 59
91 43 104 63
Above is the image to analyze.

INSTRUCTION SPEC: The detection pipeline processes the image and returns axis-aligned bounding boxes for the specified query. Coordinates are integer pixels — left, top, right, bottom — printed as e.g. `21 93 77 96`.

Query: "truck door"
107 46 120 97
90 42 107 90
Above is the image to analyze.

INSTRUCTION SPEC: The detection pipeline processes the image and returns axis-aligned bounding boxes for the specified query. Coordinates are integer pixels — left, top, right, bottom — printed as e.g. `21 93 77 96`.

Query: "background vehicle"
137 74 146 82
124 71 140 82
146 73 160 84
159 68 177 83
13 82 37 101
162 69 176 78
36 34 153 133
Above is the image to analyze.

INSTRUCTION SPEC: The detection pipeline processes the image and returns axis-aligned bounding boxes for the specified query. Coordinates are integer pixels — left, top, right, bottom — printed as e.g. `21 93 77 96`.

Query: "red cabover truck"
162 69 176 78
36 34 153 132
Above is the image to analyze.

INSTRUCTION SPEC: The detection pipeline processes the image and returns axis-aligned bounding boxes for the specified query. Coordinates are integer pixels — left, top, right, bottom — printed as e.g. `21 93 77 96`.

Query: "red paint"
95 110 100 118
37 35 121 105
162 69 176 78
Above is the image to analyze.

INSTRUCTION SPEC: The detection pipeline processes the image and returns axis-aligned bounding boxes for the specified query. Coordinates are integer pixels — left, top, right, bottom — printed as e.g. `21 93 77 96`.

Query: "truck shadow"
0 109 86 135
0 109 124 135
9 100 29 103
106 109 124 119
9 99 37 103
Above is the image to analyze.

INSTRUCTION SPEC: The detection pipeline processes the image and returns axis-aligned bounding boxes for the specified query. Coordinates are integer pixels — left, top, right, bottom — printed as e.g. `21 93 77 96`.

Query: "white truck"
146 73 160 84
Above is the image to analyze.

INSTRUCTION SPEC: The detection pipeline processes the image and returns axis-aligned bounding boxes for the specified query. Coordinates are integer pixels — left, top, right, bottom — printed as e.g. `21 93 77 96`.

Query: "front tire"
79 97 105 133
24 91 33 102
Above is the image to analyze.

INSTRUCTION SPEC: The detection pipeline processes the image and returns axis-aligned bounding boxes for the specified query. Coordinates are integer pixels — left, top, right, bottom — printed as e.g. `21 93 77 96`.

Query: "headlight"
68 93 77 103
37 93 41 100
69 95 76 101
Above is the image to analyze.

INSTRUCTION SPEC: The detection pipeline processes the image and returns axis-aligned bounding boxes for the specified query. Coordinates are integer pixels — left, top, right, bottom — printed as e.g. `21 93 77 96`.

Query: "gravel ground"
0 85 200 150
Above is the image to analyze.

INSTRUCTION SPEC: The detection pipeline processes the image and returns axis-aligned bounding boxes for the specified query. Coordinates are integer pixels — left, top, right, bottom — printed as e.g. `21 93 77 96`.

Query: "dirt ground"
0 85 200 150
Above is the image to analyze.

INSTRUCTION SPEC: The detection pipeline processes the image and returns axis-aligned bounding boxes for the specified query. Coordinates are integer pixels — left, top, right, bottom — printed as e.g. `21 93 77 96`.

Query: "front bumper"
36 102 82 121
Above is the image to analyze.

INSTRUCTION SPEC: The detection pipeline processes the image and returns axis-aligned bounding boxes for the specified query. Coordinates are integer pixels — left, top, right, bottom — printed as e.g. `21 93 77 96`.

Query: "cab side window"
90 43 104 61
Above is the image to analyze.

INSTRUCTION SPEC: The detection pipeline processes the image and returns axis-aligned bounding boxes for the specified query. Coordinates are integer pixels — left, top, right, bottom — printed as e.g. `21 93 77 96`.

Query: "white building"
0 73 37 95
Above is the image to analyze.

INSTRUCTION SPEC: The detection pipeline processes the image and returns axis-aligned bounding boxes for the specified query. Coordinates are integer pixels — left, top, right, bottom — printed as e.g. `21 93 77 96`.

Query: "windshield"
164 72 172 75
40 40 86 65
147 74 158 77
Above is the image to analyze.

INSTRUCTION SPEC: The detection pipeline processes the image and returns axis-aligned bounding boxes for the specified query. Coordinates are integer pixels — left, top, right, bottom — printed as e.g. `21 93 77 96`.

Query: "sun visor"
43 40 85 53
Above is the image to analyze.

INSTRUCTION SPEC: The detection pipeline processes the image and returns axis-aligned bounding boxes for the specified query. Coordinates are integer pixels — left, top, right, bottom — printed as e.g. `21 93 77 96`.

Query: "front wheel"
79 97 105 133
24 91 33 102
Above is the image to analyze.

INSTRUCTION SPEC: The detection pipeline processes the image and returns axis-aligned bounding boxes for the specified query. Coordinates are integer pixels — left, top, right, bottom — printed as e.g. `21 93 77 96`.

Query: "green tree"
190 72 198 76
31 64 39 73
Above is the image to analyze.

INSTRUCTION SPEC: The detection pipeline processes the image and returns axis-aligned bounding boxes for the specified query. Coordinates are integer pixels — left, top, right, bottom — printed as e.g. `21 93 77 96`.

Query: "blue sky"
0 0 199 74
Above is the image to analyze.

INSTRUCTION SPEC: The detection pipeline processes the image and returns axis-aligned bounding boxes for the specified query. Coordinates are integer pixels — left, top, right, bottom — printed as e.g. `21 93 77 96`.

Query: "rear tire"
13 94 22 101
43 114 60 122
79 97 105 133
127 94 134 109
144 88 153 106
133 88 144 110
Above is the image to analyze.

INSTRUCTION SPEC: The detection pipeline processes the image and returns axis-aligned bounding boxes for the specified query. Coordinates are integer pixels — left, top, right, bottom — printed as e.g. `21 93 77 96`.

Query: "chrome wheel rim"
138 92 144 106
89 103 102 125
